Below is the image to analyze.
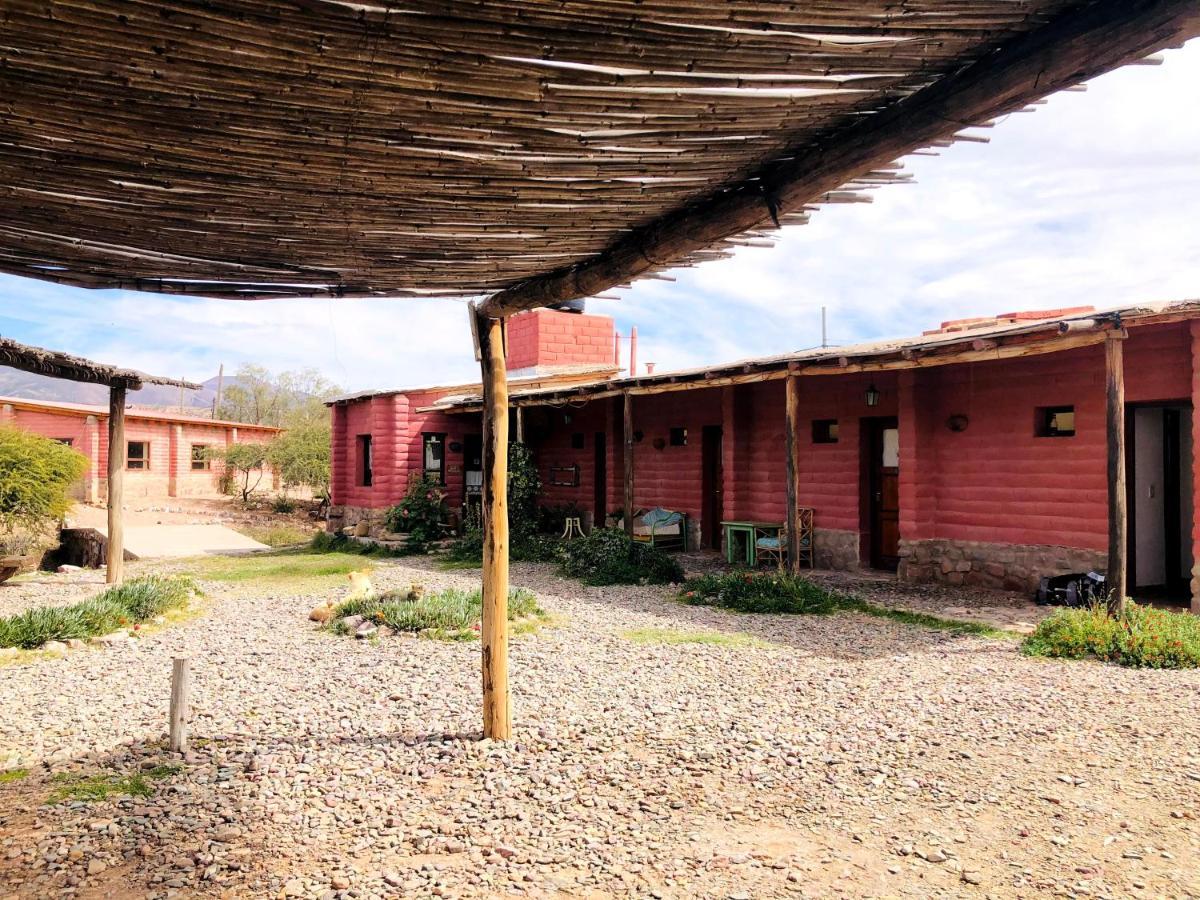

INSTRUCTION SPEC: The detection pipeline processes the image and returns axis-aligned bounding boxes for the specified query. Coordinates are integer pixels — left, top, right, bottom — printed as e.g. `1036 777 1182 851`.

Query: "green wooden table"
721 520 783 565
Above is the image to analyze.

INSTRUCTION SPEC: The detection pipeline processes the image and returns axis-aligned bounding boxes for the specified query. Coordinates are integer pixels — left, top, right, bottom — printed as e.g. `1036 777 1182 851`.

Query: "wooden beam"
477 310 511 741
106 384 126 585
479 0 1200 316
785 375 802 575
623 393 635 536
1105 331 1128 614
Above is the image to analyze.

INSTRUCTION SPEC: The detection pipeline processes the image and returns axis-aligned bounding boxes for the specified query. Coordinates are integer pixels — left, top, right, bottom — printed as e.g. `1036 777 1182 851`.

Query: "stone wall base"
327 505 388 537
899 538 1106 594
813 528 861 571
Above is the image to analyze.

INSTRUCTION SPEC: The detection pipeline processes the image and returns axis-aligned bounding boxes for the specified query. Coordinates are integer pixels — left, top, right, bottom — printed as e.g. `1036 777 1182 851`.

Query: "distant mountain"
0 370 230 411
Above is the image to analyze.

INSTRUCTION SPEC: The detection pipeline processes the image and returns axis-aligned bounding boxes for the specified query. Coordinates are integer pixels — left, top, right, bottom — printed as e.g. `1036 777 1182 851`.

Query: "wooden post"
515 406 525 444
169 657 190 752
1105 331 1127 614
477 311 511 740
106 384 126 585
785 374 802 575
623 392 634 536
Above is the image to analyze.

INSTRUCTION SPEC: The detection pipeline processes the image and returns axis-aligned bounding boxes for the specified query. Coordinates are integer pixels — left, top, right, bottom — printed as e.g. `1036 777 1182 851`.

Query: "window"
127 441 149 470
356 434 373 486
191 444 211 470
812 419 839 444
422 432 445 484
1036 406 1075 438
570 432 585 450
669 427 688 447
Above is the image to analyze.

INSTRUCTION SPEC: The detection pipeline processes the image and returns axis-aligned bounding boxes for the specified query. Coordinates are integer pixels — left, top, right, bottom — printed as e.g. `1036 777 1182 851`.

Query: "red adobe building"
0 397 279 503
329 301 1200 610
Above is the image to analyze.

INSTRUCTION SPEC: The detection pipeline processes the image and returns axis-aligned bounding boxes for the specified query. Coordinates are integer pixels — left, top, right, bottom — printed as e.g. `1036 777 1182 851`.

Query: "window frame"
811 419 840 444
1035 405 1076 438
190 444 211 471
422 431 447 485
356 434 373 487
127 440 150 470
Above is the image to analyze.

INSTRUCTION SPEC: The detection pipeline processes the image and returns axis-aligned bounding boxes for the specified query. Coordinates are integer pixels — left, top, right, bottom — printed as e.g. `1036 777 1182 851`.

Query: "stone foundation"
898 538 1106 594
326 505 388 538
813 529 861 571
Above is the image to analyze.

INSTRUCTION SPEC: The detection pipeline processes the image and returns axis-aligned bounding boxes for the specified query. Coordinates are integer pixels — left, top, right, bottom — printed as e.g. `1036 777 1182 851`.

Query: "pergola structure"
0 336 197 584
1 0 1197 738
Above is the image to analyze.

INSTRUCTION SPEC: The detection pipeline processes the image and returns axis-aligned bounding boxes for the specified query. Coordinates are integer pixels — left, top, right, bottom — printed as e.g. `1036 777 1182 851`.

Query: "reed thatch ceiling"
0 1 1196 312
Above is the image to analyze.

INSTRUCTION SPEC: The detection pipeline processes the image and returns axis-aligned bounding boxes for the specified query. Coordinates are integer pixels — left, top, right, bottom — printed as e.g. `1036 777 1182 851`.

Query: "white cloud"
0 40 1197 387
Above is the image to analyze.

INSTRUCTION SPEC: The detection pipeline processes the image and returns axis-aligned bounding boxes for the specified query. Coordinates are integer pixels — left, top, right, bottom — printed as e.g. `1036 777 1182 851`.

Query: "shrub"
271 495 297 514
0 426 88 553
267 424 331 501
308 531 416 557
1023 602 1200 669
680 571 845 615
0 575 198 649
560 528 683 586
212 442 269 502
507 442 541 541
384 474 446 544
330 586 544 640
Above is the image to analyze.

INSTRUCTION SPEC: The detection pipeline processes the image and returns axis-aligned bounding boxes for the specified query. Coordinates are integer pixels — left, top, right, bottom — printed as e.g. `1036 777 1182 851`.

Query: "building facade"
0 397 279 503
328 301 1200 608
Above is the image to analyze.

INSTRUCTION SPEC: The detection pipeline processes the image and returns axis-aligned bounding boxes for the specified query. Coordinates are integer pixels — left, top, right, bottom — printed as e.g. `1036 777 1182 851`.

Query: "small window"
570 432 585 450
422 432 446 484
549 465 580 487
191 444 211 470
357 434 373 487
669 427 687 447
127 441 149 470
812 419 839 444
1036 406 1075 438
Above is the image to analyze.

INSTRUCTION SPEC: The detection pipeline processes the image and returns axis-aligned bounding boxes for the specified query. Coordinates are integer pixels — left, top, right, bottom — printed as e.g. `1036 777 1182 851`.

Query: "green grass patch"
236 524 317 548
680 571 1012 638
0 767 29 784
622 627 771 648
1023 601 1200 668
0 575 199 649
309 531 421 557
330 586 546 641
48 763 180 803
185 549 373 587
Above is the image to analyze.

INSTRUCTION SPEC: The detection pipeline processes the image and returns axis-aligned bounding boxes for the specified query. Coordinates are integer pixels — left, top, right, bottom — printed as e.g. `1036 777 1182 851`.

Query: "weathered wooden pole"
785 373 802 575
1105 331 1127 614
622 392 634 536
477 311 511 740
169 657 190 752
106 383 126 585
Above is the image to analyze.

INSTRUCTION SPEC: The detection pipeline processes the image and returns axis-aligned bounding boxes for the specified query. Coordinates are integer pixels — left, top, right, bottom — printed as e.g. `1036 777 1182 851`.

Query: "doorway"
1127 403 1192 601
593 431 607 529
863 417 900 571
701 425 724 550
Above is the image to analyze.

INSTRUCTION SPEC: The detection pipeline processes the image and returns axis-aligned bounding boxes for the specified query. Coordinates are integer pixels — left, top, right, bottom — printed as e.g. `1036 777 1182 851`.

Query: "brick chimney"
505 308 617 375
926 305 1095 335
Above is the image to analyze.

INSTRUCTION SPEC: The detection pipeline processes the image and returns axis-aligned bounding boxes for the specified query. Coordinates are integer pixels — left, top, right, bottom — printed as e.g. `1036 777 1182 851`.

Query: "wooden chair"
755 529 786 569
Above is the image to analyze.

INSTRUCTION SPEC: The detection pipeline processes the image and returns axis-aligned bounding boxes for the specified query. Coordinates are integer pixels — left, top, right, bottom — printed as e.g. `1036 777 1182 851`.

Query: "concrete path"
83 524 268 559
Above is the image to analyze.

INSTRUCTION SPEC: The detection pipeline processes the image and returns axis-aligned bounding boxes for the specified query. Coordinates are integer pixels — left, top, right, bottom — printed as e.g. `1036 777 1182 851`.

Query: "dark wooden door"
701 425 724 549
593 431 607 528
867 417 900 570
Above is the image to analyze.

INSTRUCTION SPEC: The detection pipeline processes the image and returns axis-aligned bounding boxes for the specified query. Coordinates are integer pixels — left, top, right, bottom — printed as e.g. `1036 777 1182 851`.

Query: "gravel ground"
1 556 1199 899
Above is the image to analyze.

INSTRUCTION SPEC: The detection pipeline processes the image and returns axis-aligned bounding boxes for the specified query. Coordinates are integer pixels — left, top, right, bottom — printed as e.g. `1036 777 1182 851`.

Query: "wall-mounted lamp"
652 437 666 451
633 429 645 443
449 441 463 453
946 414 969 433
864 384 881 408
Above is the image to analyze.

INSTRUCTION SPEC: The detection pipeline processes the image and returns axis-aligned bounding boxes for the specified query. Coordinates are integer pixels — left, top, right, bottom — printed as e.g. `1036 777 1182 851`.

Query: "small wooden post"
1105 331 1127 614
515 405 525 444
169 657 190 752
622 392 634 536
785 374 802 575
477 310 511 740
106 383 126 585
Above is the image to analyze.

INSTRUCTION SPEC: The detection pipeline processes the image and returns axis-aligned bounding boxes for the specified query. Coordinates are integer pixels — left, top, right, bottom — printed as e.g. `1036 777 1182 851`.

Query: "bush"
0 575 198 649
271 495 297 514
443 529 563 568
0 426 88 552
680 571 845 614
384 474 446 545
308 531 416 557
267 424 331 501
330 586 544 640
1023 602 1200 669
560 528 683 586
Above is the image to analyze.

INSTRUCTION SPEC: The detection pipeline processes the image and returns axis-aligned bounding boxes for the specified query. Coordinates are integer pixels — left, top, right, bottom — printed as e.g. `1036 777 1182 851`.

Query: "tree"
267 424 331 500
217 365 341 428
0 426 88 553
213 442 269 503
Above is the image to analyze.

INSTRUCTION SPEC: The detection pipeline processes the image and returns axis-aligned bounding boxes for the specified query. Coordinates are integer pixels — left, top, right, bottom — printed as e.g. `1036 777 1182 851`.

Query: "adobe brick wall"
506 309 615 371
898 537 1106 593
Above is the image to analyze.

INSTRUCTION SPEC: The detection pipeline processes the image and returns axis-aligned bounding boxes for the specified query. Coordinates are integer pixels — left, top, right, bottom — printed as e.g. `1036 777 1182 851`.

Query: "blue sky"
1 40 1197 392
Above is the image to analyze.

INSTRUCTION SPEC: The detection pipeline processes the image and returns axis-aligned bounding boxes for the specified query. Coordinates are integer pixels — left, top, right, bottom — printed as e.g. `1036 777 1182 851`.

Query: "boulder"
355 622 378 640
90 631 128 645
42 640 69 654
337 615 364 632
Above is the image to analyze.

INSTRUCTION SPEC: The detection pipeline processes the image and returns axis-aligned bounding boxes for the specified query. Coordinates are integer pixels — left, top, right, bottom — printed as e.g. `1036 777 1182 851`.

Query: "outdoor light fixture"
865 384 881 407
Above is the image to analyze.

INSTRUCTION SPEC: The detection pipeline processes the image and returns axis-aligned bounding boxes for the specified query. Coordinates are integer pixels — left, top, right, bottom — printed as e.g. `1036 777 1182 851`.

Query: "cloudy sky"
1 40 1197 392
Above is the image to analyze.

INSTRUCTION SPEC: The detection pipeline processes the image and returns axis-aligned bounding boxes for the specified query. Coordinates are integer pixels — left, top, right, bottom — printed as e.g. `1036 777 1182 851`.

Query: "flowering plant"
384 474 446 544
